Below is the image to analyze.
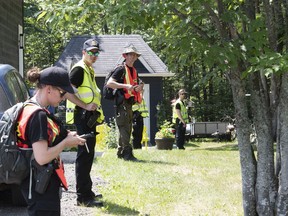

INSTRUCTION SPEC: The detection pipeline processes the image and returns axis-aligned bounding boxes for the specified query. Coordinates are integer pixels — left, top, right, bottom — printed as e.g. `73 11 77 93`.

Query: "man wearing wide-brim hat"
106 44 144 161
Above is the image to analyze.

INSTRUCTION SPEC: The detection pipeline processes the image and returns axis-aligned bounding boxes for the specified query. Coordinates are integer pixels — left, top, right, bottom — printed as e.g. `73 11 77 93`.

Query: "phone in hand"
79 132 95 139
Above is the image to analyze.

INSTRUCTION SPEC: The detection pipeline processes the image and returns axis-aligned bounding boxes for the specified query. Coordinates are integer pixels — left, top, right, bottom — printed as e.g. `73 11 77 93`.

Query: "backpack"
103 64 125 100
0 102 39 185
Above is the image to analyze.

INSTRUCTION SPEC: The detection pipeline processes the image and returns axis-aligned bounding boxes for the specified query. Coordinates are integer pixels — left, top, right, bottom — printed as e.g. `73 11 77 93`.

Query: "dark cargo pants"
115 99 133 156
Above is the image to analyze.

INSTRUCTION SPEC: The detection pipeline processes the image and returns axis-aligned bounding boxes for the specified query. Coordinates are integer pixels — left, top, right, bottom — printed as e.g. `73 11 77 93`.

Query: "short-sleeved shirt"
70 66 84 88
25 110 48 147
175 102 182 110
111 65 140 84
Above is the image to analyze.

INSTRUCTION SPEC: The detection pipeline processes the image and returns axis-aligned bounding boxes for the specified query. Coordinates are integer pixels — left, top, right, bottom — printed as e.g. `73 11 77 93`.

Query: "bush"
155 120 175 139
96 118 118 150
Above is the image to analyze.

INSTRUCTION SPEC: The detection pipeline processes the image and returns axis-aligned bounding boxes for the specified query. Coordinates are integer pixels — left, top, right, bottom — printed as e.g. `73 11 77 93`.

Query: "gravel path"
0 152 106 216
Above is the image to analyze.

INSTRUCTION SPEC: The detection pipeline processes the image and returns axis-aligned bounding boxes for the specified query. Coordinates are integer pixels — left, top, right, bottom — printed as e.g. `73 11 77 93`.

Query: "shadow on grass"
186 143 200 148
131 159 176 165
103 201 140 215
198 143 239 151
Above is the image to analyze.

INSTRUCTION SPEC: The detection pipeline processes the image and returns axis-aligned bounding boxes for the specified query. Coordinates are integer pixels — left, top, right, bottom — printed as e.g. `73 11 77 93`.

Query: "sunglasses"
180 93 186 95
86 50 100 57
56 88 67 97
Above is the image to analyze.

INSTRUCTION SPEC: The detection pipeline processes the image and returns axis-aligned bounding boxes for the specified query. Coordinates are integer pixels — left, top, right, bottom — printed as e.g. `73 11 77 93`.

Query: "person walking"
65 38 104 207
172 89 189 150
19 66 86 216
132 97 149 149
106 44 144 161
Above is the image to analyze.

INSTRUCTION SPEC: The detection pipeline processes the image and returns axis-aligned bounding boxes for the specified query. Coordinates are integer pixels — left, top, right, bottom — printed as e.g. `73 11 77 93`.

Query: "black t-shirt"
111 65 139 84
175 101 182 110
25 110 48 147
70 66 84 88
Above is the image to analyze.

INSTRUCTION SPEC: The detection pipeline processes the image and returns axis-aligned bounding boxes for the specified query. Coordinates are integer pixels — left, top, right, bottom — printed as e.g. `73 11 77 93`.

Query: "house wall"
97 76 163 145
0 1 23 69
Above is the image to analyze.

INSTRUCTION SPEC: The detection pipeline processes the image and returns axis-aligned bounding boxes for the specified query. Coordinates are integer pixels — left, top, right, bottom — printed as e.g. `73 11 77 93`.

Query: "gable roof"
55 34 173 77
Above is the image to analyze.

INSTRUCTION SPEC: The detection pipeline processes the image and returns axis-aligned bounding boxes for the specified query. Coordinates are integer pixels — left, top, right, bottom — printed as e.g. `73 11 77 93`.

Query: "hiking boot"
90 191 103 199
77 199 104 208
123 153 139 162
117 147 124 159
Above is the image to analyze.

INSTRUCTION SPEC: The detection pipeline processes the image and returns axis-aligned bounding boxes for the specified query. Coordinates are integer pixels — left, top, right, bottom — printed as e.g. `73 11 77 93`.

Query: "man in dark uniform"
172 89 189 149
65 38 104 207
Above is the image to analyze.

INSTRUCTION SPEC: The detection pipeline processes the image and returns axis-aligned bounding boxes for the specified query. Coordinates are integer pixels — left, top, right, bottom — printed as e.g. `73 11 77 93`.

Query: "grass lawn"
92 140 243 216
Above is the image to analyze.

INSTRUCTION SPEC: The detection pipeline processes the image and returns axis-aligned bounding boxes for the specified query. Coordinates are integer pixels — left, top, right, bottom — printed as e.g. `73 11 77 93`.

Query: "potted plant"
155 120 175 150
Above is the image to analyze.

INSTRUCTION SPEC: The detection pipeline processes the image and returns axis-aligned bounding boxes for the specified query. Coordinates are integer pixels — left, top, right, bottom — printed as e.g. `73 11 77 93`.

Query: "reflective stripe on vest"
132 99 149 118
172 99 189 124
17 104 60 148
66 60 104 124
17 104 67 189
16 104 43 148
123 65 142 103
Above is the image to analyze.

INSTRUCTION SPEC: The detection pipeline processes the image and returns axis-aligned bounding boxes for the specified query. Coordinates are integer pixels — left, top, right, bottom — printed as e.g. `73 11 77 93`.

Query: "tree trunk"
250 72 276 215
276 73 288 215
228 66 257 215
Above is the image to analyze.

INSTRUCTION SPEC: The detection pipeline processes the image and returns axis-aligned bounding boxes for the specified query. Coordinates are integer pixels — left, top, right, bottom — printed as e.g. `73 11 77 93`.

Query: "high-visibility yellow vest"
172 99 188 124
132 99 149 118
66 60 104 125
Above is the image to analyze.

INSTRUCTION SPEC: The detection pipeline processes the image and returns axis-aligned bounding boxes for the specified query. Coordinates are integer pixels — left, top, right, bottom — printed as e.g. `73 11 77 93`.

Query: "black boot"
117 147 124 159
122 147 139 162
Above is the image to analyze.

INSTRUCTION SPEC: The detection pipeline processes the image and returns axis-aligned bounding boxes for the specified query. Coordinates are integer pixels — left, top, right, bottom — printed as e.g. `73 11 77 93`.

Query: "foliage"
24 0 64 71
155 120 175 139
103 118 118 149
95 123 110 150
24 0 235 123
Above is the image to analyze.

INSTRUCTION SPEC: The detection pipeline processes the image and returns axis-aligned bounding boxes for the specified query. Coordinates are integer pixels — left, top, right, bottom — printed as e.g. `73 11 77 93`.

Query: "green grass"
92 140 243 216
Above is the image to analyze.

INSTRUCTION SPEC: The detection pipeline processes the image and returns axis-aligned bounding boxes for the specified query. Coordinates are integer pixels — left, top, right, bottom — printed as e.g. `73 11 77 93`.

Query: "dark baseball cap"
39 67 76 94
83 39 100 51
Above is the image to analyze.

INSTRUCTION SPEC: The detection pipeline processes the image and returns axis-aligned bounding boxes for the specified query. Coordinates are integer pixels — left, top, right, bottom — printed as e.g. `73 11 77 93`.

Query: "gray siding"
0 0 23 69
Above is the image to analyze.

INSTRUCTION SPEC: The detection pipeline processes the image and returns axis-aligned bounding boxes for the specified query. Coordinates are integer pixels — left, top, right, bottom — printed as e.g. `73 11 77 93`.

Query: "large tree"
28 0 288 214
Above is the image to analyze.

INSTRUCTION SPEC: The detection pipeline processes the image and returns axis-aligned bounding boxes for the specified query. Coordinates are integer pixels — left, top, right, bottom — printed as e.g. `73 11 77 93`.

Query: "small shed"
55 34 173 145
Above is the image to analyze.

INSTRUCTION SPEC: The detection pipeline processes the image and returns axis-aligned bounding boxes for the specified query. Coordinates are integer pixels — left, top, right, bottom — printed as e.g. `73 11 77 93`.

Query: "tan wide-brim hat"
178 89 188 94
122 44 141 56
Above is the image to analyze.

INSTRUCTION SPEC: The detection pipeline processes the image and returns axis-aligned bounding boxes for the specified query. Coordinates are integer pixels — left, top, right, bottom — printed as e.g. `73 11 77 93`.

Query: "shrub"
155 120 175 139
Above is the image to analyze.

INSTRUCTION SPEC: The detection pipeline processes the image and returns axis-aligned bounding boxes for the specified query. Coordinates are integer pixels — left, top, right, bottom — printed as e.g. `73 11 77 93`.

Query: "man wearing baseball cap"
65 38 104 207
106 43 144 161
172 89 189 149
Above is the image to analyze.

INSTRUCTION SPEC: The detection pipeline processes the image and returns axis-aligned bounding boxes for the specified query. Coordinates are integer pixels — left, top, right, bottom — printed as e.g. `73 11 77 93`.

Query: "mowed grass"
92 140 243 216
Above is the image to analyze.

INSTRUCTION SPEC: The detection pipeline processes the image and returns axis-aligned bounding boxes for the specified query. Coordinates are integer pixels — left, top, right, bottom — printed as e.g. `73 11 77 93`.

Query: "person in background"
132 97 149 149
19 66 86 216
172 89 189 150
65 38 104 207
106 44 144 161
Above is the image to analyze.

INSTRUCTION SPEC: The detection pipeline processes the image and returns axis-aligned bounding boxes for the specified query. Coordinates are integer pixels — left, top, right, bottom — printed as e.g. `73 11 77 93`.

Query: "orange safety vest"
16 104 68 190
123 65 142 103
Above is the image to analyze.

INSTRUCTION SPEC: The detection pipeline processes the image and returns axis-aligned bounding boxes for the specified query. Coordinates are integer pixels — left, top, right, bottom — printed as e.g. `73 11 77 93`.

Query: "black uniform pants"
21 173 61 216
74 108 97 201
176 121 186 149
132 111 144 149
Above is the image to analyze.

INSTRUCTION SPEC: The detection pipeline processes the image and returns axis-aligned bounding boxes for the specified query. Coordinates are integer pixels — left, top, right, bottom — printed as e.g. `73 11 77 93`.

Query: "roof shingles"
55 34 172 77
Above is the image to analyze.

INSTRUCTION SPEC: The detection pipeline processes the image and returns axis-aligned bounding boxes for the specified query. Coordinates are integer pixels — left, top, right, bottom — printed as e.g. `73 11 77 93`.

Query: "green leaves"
243 52 288 78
